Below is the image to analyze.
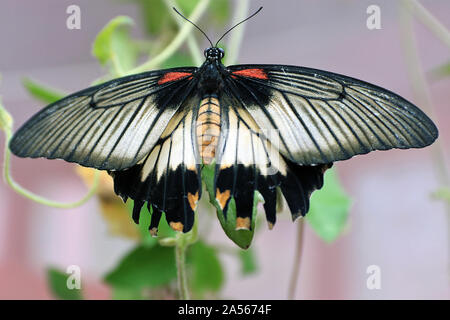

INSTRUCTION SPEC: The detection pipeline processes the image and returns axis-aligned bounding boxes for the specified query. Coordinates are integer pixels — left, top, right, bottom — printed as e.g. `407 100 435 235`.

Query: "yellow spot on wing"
187 192 199 211
236 217 251 230
169 221 184 232
216 189 230 210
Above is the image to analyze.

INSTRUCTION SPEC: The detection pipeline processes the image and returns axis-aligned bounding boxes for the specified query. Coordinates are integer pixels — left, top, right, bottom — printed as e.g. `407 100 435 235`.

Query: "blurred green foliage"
0 98 13 133
47 268 83 300
307 169 351 243
187 240 224 297
431 60 450 80
22 78 64 104
104 245 178 290
239 249 258 275
432 187 450 203
129 0 230 37
92 16 138 75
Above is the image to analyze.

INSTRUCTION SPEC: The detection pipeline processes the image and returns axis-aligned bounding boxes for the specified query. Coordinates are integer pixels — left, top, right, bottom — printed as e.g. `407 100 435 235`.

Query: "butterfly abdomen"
197 95 221 165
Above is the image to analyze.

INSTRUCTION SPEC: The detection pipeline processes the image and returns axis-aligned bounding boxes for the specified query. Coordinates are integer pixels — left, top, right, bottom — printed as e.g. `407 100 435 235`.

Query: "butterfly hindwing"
110 93 202 233
226 64 438 165
214 90 332 229
9 67 197 171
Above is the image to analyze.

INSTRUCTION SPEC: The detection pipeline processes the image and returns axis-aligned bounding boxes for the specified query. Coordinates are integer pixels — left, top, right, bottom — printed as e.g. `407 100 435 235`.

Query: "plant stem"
175 240 190 300
224 0 250 66
0 103 99 208
405 0 450 49
126 0 210 75
288 218 305 299
174 213 198 300
164 0 203 66
399 0 450 278
399 3 449 189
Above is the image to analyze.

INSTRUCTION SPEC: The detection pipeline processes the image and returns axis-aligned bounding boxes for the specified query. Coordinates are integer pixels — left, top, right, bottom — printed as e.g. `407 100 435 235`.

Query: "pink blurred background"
0 0 448 299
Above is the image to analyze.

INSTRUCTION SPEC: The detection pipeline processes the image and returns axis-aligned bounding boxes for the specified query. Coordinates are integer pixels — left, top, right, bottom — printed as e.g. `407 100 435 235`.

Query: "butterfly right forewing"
226 64 438 166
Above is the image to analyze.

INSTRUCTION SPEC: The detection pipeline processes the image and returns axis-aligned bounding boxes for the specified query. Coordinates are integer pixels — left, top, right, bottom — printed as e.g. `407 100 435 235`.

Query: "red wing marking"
158 72 192 84
231 68 268 80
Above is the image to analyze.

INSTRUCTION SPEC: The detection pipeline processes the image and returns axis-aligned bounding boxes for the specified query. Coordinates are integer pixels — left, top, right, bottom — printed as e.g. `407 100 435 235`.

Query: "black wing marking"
9 67 197 170
215 88 331 230
227 64 438 165
110 94 202 234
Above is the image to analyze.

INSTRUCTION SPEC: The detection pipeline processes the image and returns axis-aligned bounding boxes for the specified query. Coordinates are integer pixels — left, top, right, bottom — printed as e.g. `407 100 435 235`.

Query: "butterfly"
9 7 438 236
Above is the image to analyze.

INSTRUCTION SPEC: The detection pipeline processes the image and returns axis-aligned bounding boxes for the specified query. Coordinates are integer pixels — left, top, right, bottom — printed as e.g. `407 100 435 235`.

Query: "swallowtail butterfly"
9 7 438 235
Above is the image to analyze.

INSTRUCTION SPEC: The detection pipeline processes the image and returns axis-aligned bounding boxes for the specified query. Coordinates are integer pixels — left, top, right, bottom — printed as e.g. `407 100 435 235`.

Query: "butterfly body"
197 95 221 164
10 45 438 236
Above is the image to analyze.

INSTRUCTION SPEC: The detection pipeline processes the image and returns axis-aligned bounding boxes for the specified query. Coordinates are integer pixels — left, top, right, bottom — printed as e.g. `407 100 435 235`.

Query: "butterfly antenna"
215 6 263 47
173 7 214 47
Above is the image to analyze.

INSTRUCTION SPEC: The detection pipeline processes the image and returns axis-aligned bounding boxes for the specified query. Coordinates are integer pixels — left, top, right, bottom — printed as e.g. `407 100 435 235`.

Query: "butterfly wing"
9 62 439 234
110 93 202 234
212 64 438 229
214 88 332 230
226 64 438 165
9 67 197 170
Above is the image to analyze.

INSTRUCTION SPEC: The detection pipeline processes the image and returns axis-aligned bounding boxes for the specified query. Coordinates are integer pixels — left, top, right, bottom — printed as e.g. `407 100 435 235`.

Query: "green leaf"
126 200 156 247
92 16 137 75
432 187 450 203
175 0 200 16
238 248 258 275
430 60 450 80
22 78 65 104
126 200 176 247
136 203 154 246
187 240 224 295
104 244 177 290
47 267 83 300
160 52 195 69
210 0 230 25
201 163 260 249
111 287 143 300
306 168 351 243
136 0 173 35
0 99 13 133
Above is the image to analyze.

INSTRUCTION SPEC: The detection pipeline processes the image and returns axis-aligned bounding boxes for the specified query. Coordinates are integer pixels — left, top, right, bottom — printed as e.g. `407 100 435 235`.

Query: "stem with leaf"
160 215 198 299
0 101 99 208
126 0 210 75
163 0 203 66
175 241 190 299
405 0 450 49
224 0 250 66
287 219 305 299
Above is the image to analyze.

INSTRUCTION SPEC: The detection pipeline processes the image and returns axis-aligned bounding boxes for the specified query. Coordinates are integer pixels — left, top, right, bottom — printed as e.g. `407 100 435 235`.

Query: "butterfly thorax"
197 61 225 94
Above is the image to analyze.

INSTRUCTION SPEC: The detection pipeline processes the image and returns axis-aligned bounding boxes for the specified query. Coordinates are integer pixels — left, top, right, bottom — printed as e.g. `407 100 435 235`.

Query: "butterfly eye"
204 48 209 58
218 48 225 58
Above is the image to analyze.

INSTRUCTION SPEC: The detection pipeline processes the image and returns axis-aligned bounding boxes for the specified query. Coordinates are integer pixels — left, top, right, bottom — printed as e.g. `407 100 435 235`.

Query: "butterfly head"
173 6 262 65
204 47 225 62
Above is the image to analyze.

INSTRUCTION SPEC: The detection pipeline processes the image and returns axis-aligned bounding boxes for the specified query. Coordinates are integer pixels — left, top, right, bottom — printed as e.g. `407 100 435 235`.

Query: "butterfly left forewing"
110 93 202 234
10 67 197 170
